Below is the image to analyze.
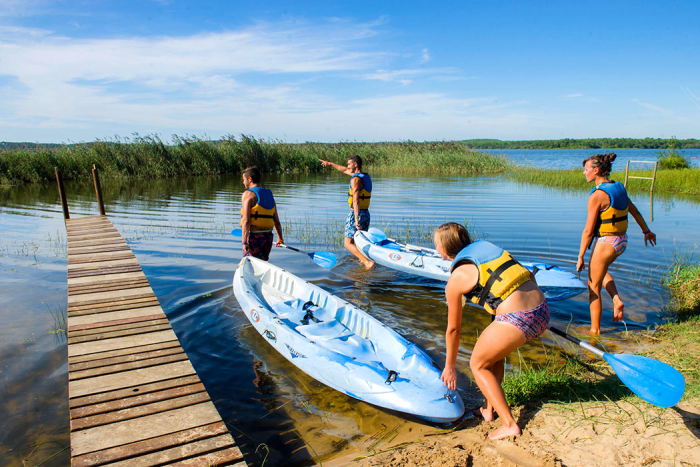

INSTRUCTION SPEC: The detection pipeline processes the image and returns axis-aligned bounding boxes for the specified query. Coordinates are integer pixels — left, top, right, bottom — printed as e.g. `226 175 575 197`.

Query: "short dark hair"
348 155 363 170
582 153 617 178
242 166 261 183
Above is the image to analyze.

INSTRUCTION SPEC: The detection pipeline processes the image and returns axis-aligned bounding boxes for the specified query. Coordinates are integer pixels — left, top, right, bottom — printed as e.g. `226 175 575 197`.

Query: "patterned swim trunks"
244 231 274 261
344 210 371 238
495 300 550 342
596 234 628 255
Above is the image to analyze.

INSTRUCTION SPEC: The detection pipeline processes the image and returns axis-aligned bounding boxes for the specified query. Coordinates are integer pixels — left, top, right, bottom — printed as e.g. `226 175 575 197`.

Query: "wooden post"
92 164 106 216
650 192 654 222
624 160 630 187
54 167 70 221
650 161 658 194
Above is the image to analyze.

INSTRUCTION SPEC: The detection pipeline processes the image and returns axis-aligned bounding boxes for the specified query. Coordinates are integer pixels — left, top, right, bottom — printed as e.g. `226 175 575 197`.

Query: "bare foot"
363 260 375 269
612 295 624 322
488 423 521 441
479 407 496 422
584 328 601 336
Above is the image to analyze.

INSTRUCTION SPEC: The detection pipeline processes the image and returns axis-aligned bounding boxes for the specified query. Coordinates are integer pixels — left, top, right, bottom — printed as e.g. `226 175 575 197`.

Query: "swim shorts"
596 233 628 255
244 231 274 261
495 300 550 342
344 210 370 238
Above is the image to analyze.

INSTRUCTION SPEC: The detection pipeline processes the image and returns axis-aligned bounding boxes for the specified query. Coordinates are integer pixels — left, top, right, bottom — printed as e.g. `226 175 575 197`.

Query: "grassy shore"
503 254 700 408
0 136 511 185
509 166 700 196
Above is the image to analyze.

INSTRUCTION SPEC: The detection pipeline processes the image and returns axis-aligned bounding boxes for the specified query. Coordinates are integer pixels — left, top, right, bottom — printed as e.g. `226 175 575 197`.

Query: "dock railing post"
624 160 630 187
92 164 106 216
54 167 70 221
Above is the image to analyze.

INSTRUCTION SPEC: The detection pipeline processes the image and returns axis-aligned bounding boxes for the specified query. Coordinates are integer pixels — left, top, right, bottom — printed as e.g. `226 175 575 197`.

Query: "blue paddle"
549 326 685 407
231 229 337 269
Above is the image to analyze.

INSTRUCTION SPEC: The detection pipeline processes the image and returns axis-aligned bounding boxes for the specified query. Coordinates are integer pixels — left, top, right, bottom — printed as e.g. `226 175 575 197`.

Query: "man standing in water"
240 166 284 261
319 155 375 269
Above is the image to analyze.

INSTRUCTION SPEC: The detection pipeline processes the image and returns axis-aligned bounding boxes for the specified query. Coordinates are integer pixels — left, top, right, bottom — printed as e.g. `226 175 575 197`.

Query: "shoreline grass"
0 135 511 185
508 167 700 196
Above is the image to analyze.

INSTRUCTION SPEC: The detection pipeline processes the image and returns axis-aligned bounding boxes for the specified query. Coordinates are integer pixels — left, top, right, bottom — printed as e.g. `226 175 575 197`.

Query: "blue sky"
1 0 698 143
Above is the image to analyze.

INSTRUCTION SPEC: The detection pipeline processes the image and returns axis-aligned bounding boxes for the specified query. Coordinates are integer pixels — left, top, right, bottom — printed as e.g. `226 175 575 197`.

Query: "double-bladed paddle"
549 326 685 407
231 229 337 269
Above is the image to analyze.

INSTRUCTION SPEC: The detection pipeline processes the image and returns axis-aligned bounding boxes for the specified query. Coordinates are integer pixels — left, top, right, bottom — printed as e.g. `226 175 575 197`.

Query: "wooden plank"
166 446 246 467
68 330 179 358
68 306 165 328
68 271 144 285
67 258 139 271
68 340 180 365
71 383 206 419
69 253 138 267
69 360 196 398
68 288 156 307
68 323 173 346
69 346 186 372
69 278 150 295
70 402 223 456
67 232 123 241
68 237 126 247
70 422 229 467
71 392 211 431
70 375 201 409
68 298 161 317
69 352 188 381
68 245 132 255
69 318 169 336
104 435 242 467
69 314 167 332
67 265 143 279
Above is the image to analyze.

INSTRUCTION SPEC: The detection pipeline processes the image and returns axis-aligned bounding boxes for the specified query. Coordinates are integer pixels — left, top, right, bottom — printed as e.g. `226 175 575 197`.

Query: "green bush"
657 136 690 170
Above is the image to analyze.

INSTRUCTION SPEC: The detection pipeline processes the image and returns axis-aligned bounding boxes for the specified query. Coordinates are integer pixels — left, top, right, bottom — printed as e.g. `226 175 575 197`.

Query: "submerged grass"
509 167 700 196
0 136 511 185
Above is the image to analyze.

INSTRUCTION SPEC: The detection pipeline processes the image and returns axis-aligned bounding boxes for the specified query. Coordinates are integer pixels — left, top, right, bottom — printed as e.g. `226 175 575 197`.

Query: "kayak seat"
298 320 353 341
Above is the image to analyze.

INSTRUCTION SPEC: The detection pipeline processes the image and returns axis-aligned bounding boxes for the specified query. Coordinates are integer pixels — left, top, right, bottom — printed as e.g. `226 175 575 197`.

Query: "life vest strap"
599 214 628 225
479 258 519 307
252 212 274 220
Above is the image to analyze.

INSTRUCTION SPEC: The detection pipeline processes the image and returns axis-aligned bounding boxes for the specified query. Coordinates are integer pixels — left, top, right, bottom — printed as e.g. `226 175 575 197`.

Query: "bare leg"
470 321 527 440
344 237 375 269
587 241 620 334
603 273 624 321
480 358 504 422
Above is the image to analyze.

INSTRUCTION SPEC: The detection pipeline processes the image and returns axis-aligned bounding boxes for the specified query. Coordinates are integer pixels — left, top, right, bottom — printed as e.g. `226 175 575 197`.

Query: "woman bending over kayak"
577 153 656 335
434 222 548 440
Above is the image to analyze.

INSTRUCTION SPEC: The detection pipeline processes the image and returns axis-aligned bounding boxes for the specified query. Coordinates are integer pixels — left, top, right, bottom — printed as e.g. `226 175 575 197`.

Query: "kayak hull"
233 256 465 423
355 231 586 301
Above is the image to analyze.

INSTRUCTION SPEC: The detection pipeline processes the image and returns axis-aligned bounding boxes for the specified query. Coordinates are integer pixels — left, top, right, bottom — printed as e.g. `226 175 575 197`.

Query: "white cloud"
420 48 430 64
632 98 673 116
682 86 700 111
566 93 584 98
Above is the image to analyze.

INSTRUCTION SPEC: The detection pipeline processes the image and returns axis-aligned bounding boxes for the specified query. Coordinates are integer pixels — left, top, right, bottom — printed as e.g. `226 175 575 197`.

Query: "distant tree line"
461 138 700 150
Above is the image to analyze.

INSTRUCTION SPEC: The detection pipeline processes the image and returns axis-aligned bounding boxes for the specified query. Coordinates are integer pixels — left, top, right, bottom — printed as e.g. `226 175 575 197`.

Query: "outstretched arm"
319 159 352 175
441 277 464 391
628 200 656 246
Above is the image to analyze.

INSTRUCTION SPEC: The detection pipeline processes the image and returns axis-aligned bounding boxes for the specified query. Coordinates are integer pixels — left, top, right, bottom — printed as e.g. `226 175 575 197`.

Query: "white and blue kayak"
355 229 586 301
233 256 465 423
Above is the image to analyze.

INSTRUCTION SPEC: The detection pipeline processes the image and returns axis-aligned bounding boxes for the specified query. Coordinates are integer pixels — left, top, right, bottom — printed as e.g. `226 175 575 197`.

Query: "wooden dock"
66 214 246 467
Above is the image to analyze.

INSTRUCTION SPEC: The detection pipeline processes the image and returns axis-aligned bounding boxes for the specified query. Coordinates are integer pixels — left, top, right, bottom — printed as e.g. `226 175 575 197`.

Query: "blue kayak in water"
233 256 465 422
354 230 586 301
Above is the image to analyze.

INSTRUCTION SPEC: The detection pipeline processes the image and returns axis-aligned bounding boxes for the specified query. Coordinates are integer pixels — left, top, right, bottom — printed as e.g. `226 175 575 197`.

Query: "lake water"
483 148 700 170
1 160 699 465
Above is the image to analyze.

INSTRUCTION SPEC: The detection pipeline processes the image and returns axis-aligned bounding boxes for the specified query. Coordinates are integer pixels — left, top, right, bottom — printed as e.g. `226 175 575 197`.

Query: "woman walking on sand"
577 153 656 335
434 222 549 440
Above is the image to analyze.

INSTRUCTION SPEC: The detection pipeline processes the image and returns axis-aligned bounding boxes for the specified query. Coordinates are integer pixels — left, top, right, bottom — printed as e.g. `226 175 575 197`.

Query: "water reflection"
1 171 698 466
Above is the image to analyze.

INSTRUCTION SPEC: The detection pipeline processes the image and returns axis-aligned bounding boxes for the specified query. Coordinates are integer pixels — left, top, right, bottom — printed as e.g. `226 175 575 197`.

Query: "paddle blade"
310 251 337 269
603 353 685 407
365 227 388 243
231 228 242 237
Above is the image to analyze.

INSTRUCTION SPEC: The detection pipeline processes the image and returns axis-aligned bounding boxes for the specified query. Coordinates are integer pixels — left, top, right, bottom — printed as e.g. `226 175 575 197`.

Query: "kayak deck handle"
385 370 398 385
301 301 323 325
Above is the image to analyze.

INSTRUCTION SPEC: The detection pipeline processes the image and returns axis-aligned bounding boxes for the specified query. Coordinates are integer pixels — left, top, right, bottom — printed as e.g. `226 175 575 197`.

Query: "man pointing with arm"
319 155 375 269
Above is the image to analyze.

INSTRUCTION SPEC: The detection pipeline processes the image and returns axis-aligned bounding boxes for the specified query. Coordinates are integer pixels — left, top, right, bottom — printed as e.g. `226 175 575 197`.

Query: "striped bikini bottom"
494 300 550 342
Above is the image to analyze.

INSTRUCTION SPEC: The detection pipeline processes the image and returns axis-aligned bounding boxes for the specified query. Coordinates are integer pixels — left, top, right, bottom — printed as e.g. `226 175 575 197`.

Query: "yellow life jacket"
241 187 276 230
348 173 372 210
591 181 628 237
451 241 531 315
